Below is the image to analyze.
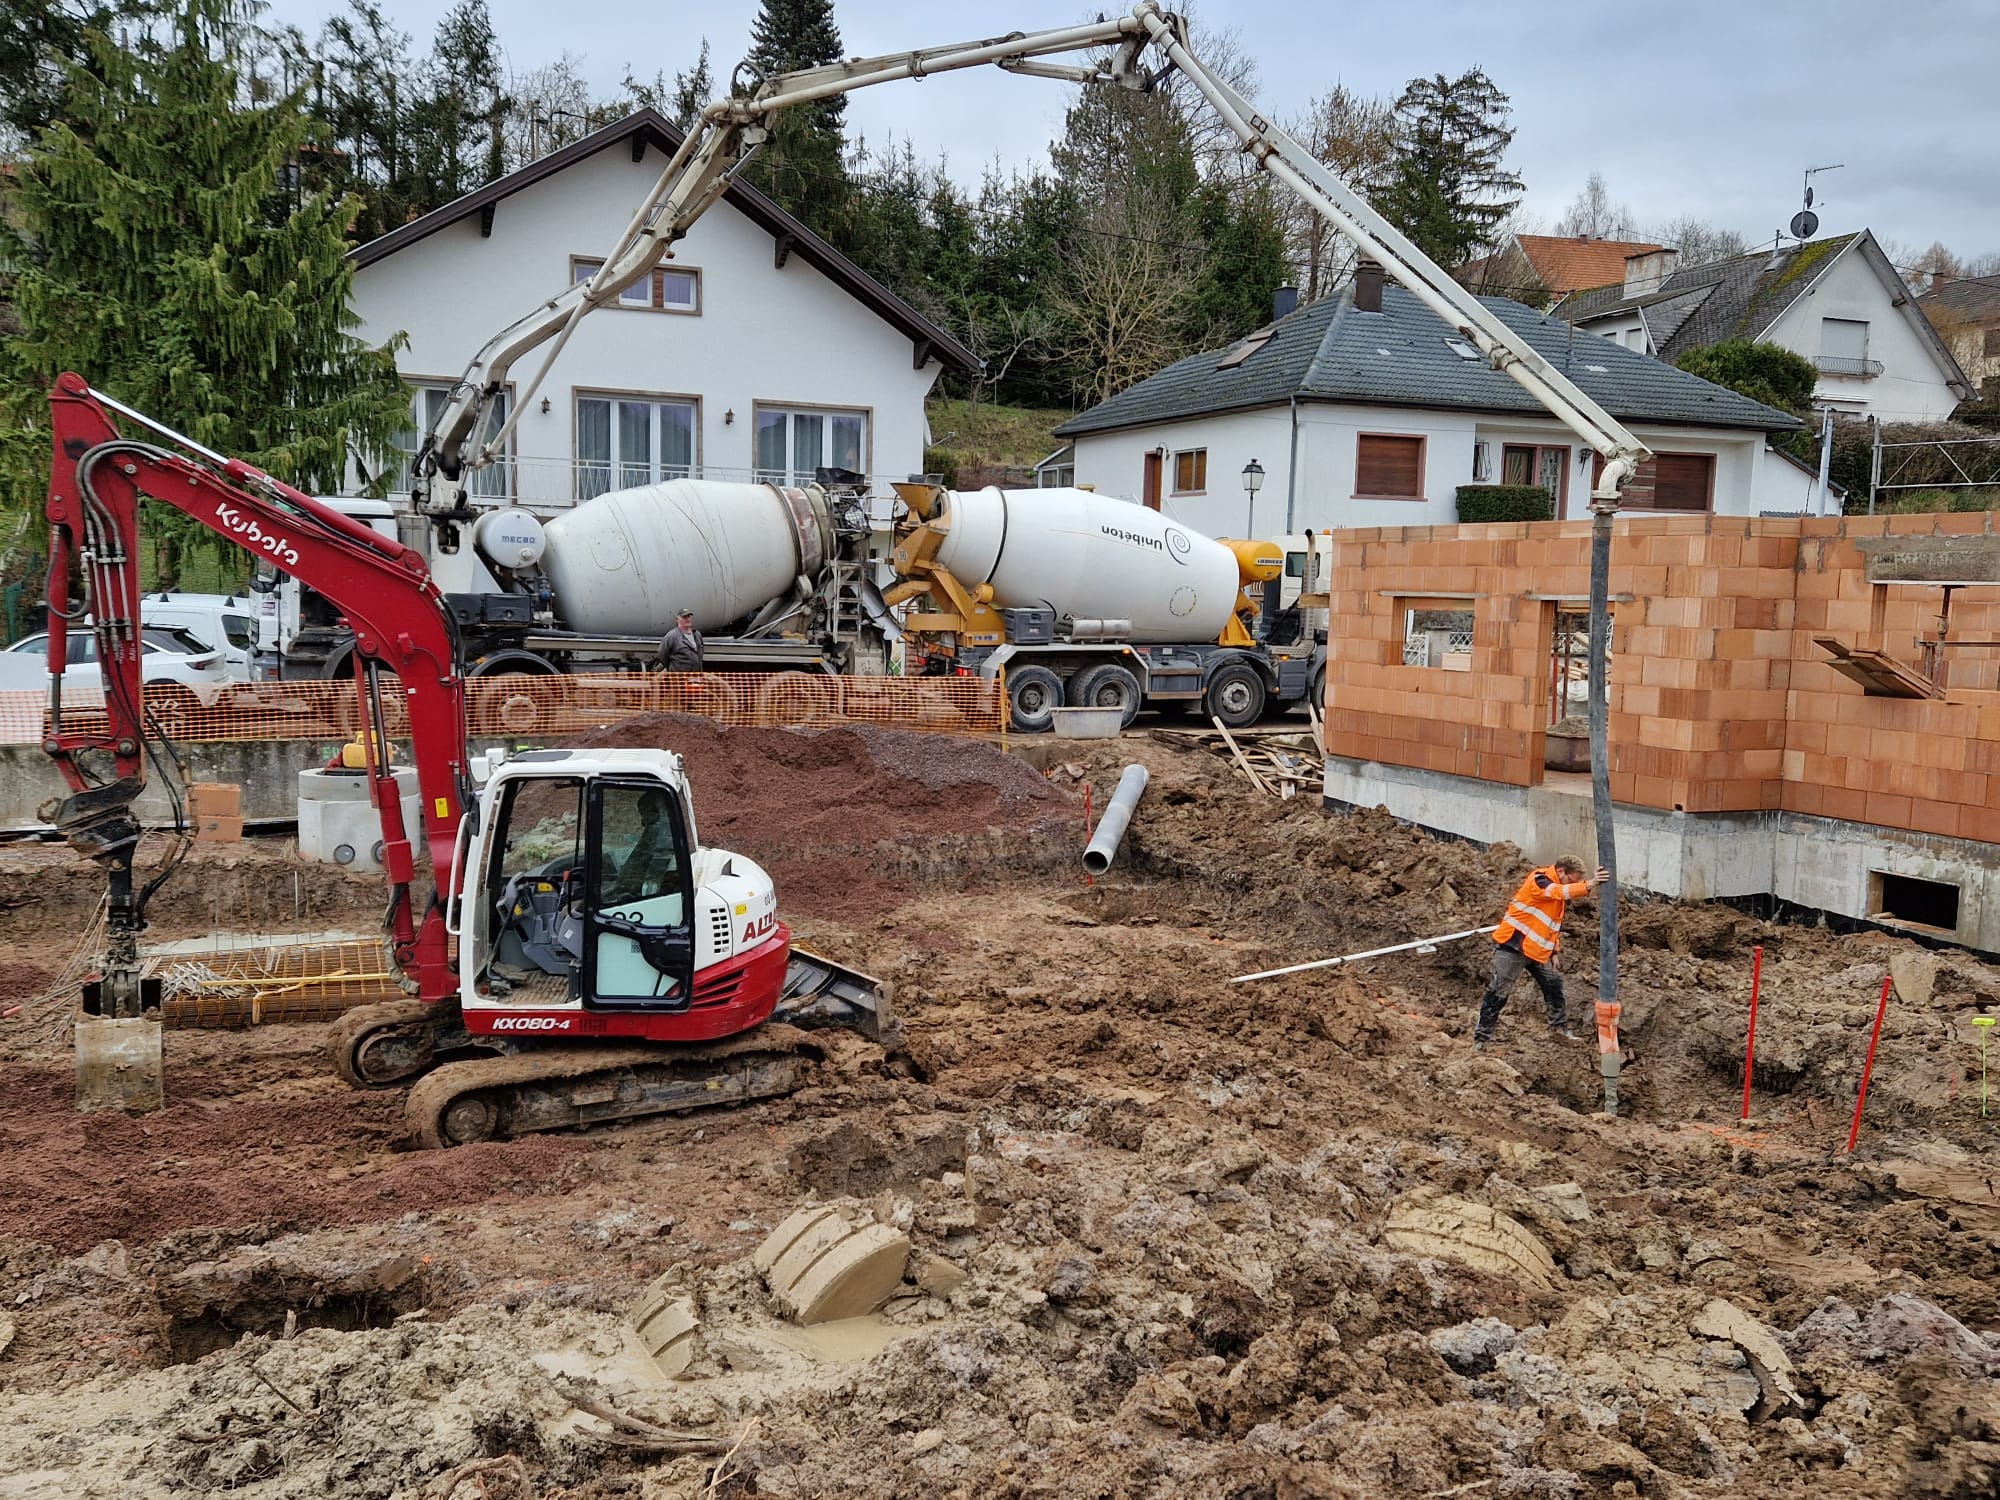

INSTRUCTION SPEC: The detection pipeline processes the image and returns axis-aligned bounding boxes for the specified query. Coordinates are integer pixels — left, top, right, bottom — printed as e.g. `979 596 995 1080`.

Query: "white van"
140 592 258 679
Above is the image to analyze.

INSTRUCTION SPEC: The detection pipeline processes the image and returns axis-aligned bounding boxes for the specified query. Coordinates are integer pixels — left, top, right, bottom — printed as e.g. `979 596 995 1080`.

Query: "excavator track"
330 1000 440 1088
402 1023 824 1149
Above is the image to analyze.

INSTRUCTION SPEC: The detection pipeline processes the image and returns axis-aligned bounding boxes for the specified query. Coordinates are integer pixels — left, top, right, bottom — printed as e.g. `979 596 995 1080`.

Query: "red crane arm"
44 374 466 1004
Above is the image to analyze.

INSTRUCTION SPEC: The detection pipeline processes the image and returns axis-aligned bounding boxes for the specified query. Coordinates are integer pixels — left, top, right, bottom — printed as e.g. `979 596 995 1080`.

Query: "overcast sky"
262 0 2000 265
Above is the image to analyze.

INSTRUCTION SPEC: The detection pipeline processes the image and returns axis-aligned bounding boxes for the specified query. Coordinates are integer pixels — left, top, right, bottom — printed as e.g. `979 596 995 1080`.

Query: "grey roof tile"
1054 286 1801 439
1556 235 1862 360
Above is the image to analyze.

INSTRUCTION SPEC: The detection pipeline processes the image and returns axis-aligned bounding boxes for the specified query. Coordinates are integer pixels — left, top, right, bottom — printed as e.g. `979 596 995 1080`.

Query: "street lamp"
1241 459 1265 536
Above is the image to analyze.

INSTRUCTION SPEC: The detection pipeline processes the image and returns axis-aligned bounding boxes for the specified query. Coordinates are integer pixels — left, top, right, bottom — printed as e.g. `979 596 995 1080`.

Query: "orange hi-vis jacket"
1494 866 1591 964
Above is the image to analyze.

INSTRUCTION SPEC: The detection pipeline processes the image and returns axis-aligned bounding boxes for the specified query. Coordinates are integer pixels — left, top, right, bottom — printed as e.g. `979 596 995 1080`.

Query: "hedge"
1455 485 1554 524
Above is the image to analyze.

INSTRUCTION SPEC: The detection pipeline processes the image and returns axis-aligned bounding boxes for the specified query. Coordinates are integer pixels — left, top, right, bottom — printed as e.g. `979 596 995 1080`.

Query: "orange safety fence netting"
0 671 1004 746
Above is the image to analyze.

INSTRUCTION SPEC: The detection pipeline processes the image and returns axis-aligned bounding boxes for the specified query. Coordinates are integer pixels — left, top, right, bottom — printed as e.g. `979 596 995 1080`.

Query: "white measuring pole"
1230 926 1498 984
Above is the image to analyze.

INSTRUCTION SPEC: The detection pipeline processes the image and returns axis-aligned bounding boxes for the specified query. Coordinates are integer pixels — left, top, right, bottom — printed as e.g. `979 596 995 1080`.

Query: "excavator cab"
471 758 698 1011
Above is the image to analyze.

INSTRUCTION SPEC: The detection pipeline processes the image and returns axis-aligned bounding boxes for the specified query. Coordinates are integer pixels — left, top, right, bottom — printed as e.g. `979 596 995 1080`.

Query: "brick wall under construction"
1322 510 2000 845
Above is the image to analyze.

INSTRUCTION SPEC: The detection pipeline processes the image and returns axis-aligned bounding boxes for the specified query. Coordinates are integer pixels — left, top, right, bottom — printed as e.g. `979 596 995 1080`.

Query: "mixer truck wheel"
754 671 835 727
1068 663 1143 729
1203 661 1267 729
1005 665 1064 734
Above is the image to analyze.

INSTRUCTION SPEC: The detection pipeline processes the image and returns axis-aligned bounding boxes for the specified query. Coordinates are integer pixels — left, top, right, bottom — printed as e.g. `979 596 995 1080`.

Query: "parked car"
141 591 258 680
0 626 235 731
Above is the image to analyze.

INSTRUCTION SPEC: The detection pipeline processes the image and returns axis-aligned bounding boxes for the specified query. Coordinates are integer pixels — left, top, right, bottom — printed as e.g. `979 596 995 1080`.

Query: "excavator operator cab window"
477 775 587 999
583 779 696 1008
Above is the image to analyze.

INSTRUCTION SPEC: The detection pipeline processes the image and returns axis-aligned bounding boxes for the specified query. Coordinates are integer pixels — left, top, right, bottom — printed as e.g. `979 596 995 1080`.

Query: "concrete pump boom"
413 0 1649 521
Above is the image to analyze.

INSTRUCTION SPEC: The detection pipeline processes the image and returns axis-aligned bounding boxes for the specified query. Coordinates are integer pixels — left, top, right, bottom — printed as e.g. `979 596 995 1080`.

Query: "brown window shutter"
1356 435 1423 497
1650 452 1714 511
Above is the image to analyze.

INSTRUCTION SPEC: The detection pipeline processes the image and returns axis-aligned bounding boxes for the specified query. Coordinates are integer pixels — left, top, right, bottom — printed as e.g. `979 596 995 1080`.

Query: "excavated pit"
0 722 1996 1499
154 1246 434 1364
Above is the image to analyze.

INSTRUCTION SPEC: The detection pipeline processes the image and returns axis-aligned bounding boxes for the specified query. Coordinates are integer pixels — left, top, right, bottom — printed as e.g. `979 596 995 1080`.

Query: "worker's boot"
1546 1006 1582 1042
1472 992 1505 1050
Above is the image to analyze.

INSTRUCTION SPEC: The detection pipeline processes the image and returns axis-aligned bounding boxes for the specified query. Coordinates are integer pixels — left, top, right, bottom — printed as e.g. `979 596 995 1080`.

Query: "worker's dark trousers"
1474 944 1567 1040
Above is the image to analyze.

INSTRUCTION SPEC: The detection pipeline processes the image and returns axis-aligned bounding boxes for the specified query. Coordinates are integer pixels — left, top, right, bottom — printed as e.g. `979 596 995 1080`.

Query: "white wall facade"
1759 247 1962 422
349 141 945 508
1071 403 1782 534
1579 244 1963 423
1066 408 1294 539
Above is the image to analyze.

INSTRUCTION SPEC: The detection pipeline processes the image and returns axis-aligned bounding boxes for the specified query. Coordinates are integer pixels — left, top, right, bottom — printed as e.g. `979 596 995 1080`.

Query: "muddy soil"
0 725 1994 1499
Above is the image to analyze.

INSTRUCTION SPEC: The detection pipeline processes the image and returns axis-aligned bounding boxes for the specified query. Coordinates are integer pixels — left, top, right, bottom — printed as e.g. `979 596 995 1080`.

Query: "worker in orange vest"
1473 855 1610 1050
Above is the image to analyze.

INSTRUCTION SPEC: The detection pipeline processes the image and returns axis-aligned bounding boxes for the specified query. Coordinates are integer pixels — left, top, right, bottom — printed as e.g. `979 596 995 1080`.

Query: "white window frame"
753 403 870 486
571 256 701 315
575 391 700 501
1171 447 1208 495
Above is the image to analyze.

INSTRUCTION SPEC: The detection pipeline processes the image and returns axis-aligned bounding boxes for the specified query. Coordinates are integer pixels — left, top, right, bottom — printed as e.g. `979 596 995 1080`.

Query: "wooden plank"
1813 637 1940 699
1211 715 1272 795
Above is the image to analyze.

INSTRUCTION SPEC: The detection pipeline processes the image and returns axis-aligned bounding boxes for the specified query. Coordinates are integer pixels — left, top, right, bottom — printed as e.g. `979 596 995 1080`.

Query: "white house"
1055 269 1828 537
1557 231 1970 423
346 110 976 510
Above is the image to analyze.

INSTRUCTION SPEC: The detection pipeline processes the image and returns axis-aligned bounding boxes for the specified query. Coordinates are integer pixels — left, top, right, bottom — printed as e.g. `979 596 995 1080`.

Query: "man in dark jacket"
656 609 704 672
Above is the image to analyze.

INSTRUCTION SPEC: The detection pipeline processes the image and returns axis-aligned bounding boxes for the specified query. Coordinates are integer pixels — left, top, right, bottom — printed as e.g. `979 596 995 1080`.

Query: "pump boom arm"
416 1 1647 517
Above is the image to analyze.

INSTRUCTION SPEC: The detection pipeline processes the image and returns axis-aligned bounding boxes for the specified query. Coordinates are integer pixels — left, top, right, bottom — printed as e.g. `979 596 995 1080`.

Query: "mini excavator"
41 378 886 1145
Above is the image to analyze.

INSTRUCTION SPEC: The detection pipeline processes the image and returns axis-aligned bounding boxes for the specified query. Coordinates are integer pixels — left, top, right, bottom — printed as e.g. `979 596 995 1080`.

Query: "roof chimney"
1273 284 1299 321
1622 248 1678 299
1354 261 1384 314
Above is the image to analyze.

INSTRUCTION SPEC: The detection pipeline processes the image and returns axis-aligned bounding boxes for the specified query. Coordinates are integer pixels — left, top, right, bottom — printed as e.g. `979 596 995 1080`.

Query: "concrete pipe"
1083 763 1149 875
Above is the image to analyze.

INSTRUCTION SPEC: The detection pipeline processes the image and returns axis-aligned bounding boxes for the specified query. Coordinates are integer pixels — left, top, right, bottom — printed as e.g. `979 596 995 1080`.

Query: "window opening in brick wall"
1548 609 1596 727
1402 604 1474 669
1869 871 1960 933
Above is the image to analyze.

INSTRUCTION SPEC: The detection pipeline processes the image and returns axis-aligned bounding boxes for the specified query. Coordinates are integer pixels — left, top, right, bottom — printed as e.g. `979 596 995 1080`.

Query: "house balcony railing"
1814 355 1884 379
386 457 903 510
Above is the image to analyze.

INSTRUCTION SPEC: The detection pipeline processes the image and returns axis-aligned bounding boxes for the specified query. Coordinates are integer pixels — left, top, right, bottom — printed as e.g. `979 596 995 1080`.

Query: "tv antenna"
1790 163 1843 240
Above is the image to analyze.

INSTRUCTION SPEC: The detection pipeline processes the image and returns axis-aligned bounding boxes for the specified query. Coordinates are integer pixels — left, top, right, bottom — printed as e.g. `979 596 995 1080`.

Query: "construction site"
0 702 1996 1500
1 7 1994 1496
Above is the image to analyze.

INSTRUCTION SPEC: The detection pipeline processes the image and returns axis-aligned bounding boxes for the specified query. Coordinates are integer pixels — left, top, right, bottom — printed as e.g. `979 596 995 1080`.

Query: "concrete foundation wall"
1325 754 2000 954
0 738 522 834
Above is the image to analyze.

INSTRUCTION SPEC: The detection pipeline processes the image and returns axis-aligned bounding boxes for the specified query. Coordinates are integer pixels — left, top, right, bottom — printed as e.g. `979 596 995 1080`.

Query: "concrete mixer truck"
251 470 896 685
885 481 1322 731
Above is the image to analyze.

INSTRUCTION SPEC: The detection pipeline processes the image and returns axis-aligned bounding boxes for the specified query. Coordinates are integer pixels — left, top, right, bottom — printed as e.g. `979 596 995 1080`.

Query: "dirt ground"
0 721 1995 1499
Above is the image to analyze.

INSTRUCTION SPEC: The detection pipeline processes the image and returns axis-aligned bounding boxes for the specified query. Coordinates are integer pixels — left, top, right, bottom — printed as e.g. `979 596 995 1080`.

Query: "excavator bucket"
774 947 896 1046
74 1015 164 1112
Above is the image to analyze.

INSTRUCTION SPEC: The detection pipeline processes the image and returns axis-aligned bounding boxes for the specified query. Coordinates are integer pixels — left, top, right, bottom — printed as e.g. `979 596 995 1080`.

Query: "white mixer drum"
932 487 1241 643
541 480 825 635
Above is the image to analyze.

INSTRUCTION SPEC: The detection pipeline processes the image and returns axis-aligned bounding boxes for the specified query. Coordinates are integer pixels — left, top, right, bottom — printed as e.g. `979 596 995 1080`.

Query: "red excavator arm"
43 374 466 1010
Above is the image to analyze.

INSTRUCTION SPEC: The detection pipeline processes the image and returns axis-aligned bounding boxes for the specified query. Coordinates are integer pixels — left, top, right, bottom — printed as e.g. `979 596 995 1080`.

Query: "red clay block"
1909 801 1963 839
1864 792 1914 829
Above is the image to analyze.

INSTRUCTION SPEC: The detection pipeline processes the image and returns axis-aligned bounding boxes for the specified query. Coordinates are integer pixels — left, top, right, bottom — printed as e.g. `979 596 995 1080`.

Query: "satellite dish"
1804 186 1815 208
1790 209 1820 239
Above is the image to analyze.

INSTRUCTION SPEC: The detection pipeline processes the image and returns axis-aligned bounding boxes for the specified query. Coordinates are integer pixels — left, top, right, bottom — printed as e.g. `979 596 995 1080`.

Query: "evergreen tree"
1375 68 1523 270
0 0 411 562
739 0 849 232
1188 176 1290 343
311 0 423 239
410 0 507 208
667 40 714 130
0 0 156 140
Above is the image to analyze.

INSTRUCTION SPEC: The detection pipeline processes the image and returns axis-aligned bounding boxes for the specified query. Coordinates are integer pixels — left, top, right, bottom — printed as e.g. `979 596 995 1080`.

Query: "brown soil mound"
574 715 1075 919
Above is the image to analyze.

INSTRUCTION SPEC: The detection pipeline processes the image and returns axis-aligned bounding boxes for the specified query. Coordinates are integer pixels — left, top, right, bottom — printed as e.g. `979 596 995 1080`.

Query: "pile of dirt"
576 715 1077 919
